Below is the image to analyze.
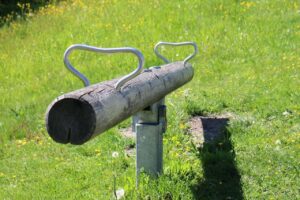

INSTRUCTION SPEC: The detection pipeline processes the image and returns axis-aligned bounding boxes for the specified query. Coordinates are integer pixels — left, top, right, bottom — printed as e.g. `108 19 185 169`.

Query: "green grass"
0 0 299 199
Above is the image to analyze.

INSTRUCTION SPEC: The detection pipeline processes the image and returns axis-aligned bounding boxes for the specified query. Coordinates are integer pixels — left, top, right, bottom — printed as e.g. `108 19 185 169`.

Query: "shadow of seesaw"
191 117 244 200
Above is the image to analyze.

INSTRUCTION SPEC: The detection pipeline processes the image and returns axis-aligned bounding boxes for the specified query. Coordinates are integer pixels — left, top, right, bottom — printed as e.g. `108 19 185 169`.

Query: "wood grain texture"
45 61 194 145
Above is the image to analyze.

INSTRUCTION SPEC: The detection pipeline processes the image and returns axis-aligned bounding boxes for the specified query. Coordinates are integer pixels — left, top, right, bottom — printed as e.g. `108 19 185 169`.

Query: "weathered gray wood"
46 61 194 144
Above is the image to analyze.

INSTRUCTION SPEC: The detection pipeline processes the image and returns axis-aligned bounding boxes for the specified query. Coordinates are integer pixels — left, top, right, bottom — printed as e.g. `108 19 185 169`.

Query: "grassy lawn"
0 0 299 199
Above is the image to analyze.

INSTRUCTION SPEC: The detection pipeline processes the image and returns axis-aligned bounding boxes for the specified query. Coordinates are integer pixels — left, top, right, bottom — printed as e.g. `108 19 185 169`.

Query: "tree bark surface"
46 61 194 144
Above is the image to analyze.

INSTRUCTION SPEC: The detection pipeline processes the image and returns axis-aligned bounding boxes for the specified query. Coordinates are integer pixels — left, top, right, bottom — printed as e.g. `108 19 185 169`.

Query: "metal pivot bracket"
133 98 167 185
133 41 198 186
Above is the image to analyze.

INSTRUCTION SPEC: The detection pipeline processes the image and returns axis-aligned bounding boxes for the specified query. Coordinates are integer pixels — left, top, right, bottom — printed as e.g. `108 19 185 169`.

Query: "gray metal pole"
134 99 166 186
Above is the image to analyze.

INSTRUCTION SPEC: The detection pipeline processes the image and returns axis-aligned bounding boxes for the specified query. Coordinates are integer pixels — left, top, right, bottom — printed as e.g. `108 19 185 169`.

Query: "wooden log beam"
45 61 194 145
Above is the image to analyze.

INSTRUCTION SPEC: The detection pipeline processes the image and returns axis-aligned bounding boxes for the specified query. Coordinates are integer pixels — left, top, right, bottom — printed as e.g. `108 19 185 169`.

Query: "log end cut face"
46 98 96 145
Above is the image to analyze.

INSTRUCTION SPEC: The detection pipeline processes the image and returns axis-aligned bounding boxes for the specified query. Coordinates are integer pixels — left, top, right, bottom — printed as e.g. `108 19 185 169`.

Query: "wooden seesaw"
45 41 198 183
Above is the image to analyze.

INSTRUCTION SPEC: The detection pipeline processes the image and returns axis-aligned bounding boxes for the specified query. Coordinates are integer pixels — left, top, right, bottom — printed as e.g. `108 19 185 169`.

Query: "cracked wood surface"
45 61 194 145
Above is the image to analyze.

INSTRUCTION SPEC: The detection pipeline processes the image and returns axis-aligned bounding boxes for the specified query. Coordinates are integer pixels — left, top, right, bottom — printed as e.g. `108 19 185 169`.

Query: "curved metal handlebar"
63 44 144 90
154 41 198 64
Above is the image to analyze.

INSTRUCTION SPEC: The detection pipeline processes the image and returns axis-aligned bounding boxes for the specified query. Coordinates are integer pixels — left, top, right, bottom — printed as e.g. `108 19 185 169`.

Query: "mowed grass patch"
0 0 299 199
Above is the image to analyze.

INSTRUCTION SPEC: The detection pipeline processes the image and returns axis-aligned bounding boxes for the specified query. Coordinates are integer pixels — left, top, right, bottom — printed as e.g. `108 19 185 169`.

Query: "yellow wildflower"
95 149 101 155
16 139 27 146
240 1 256 8
179 123 186 129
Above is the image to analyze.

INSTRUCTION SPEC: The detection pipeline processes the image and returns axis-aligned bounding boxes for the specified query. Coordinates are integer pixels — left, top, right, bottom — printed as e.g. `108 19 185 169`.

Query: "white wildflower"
116 188 125 199
112 151 119 158
282 110 292 116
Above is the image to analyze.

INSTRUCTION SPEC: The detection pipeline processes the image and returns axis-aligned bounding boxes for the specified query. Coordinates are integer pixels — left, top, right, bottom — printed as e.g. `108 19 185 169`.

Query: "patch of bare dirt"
125 145 136 157
188 113 234 148
119 127 136 157
119 127 135 138
119 112 236 151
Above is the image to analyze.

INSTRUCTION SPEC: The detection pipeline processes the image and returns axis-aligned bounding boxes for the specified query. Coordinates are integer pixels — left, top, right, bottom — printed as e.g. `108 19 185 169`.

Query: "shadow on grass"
191 117 244 200
0 0 56 26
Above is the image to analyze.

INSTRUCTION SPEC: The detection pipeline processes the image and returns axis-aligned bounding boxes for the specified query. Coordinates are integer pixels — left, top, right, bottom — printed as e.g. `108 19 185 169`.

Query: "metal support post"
133 98 167 185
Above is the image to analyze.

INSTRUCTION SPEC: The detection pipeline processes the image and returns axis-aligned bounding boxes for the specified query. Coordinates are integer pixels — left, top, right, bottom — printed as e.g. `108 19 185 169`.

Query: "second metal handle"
154 41 198 64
